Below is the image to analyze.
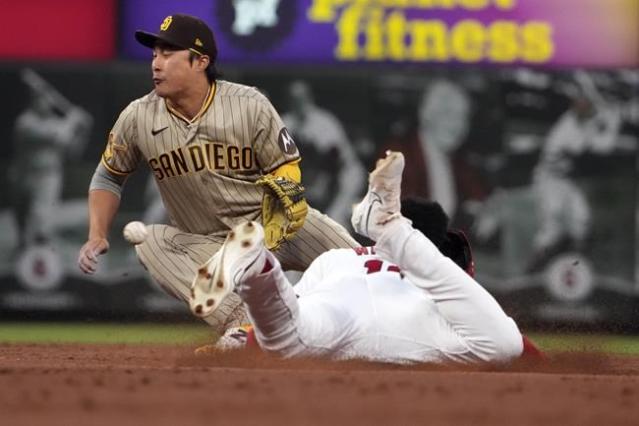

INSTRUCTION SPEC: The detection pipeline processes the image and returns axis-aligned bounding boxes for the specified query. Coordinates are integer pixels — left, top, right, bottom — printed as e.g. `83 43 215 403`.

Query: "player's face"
419 83 471 152
151 46 199 98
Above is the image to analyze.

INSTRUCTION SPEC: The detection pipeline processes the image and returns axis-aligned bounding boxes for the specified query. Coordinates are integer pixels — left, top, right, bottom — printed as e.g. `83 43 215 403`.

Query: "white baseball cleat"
351 150 405 241
190 221 265 319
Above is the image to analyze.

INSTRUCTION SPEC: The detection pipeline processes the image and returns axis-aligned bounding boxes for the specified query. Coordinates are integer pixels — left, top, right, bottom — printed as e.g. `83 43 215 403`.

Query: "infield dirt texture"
1 343 638 425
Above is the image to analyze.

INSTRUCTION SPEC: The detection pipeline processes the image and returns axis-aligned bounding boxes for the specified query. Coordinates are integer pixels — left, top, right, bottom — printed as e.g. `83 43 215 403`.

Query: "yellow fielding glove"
256 174 308 250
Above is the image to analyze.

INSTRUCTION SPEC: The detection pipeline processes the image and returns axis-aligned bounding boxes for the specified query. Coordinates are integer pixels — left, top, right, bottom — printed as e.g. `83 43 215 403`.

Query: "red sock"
521 335 545 360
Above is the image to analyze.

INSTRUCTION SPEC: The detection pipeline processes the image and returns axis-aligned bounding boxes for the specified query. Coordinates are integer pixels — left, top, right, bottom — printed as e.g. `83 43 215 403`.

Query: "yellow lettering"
188 145 206 172
488 20 518 62
382 0 409 6
386 11 407 60
309 0 517 16
335 5 364 59
364 7 385 60
171 149 188 175
326 4 549 65
410 19 449 61
521 22 554 63
308 0 349 22
149 158 165 181
494 0 516 10
159 153 175 178
459 0 488 10
451 20 485 62
414 0 455 9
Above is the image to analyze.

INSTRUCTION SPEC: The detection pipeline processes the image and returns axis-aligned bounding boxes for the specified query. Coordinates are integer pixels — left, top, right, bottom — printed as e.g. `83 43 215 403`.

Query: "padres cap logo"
136 14 218 60
160 16 173 31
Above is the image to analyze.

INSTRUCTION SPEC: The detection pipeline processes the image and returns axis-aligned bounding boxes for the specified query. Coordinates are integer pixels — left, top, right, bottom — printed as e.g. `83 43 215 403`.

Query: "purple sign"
120 0 639 68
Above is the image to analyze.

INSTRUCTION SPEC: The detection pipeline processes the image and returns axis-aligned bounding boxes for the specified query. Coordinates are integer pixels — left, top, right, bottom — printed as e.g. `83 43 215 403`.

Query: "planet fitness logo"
215 0 297 52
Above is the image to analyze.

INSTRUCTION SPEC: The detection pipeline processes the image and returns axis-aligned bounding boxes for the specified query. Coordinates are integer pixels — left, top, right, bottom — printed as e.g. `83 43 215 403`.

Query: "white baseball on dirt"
123 221 148 245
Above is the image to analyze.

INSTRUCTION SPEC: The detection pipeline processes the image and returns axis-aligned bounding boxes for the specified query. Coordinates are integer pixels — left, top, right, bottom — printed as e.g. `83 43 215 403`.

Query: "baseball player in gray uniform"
77 14 357 333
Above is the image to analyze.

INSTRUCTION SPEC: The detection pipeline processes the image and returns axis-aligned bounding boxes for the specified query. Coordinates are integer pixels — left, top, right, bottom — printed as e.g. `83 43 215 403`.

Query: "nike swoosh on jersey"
151 127 168 136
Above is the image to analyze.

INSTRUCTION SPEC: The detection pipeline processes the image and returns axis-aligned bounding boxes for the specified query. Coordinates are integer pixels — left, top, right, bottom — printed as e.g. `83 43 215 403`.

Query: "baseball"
123 221 148 245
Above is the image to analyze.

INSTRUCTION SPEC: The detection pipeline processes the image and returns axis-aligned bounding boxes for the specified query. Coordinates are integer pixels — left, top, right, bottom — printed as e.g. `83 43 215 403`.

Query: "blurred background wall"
0 0 637 327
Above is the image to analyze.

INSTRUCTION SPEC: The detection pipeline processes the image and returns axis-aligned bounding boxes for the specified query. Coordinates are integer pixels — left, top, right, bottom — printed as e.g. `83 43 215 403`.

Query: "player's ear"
195 54 210 72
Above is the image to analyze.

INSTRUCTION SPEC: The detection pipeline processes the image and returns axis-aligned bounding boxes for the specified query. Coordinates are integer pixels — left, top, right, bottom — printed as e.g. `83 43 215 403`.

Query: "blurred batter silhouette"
10 69 92 249
282 80 365 227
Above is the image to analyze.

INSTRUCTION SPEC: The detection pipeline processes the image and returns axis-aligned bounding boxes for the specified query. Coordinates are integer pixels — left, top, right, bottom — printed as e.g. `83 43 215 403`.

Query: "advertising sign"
120 0 639 67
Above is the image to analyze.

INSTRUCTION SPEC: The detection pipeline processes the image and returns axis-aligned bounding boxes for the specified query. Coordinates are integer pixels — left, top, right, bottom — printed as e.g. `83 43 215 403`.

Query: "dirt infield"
1 344 638 425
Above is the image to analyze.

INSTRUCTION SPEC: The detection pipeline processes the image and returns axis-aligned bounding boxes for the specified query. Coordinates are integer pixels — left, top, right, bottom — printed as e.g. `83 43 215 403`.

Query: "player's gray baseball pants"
134 207 358 333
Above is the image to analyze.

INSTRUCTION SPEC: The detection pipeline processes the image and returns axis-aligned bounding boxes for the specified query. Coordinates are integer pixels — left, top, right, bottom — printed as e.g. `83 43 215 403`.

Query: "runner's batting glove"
256 174 308 250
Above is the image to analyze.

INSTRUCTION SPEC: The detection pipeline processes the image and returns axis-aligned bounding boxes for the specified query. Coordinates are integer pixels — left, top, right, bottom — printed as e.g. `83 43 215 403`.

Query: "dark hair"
401 197 449 249
189 51 220 82
400 197 472 273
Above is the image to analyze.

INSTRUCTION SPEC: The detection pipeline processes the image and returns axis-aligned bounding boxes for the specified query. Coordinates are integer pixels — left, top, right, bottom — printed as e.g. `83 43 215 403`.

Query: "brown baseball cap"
135 14 217 60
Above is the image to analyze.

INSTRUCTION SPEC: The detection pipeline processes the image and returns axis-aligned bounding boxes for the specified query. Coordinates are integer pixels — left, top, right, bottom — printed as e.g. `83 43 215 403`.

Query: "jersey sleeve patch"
278 128 298 155
101 132 133 176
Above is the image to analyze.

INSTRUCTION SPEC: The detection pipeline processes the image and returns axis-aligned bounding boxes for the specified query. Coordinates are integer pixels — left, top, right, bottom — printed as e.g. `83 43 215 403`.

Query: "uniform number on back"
364 259 402 278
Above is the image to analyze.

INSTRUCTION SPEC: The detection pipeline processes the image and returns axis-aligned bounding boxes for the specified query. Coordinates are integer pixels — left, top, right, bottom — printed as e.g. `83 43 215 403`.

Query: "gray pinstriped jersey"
101 80 300 235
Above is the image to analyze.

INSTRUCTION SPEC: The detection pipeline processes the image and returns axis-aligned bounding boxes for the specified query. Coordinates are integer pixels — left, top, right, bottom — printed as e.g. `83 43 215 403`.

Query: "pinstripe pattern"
277 208 359 271
135 208 358 332
103 80 299 235
103 80 359 330
134 224 246 333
